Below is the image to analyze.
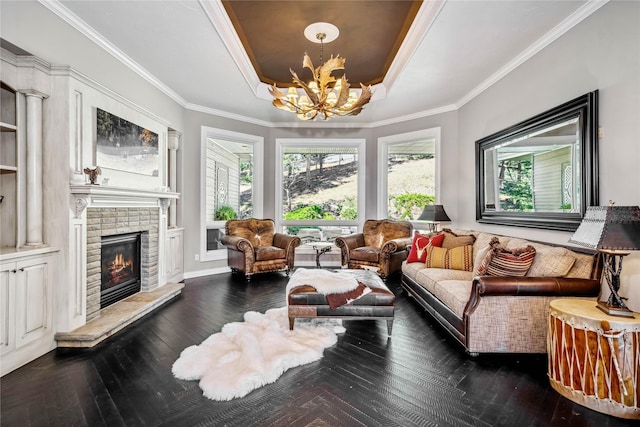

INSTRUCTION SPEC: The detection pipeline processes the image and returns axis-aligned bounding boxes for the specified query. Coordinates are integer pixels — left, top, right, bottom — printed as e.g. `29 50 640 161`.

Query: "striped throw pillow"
425 245 474 272
485 244 536 276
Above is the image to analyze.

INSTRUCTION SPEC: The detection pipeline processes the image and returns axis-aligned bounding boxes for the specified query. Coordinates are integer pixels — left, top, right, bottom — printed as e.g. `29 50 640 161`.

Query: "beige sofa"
401 229 602 355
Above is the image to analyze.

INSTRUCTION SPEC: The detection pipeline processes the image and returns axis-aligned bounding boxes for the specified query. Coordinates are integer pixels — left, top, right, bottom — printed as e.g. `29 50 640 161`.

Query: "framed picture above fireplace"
96 108 160 177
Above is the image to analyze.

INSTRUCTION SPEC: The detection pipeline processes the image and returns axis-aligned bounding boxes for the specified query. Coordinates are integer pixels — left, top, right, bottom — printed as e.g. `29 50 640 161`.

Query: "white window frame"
377 127 441 223
275 138 366 233
200 126 263 262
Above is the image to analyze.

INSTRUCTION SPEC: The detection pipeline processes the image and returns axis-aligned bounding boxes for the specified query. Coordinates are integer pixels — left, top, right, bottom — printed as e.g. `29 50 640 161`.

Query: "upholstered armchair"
335 219 413 279
221 219 301 280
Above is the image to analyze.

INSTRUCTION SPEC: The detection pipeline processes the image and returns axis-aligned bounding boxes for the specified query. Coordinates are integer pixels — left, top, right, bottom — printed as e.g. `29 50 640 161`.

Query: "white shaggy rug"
172 307 345 401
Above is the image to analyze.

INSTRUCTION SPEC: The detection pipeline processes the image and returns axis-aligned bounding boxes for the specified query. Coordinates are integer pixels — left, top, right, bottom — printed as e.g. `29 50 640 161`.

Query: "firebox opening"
101 232 142 309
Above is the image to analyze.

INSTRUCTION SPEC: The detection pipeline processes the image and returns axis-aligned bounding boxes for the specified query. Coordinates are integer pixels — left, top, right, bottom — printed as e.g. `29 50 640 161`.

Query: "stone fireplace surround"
55 185 182 348
86 207 158 321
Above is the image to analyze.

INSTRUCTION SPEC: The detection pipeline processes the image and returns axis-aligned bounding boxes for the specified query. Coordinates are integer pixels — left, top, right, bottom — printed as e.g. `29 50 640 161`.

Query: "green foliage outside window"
390 193 435 220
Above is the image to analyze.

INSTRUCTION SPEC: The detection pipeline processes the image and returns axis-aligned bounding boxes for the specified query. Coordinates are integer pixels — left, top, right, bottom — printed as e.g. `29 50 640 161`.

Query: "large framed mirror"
476 91 598 231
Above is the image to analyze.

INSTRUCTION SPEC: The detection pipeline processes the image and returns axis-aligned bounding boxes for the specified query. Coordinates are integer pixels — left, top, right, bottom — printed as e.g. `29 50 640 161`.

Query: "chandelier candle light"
269 22 372 121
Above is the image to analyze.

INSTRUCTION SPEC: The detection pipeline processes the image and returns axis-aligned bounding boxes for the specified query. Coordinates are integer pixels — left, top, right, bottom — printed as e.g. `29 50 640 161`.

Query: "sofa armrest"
221 235 254 253
466 276 600 316
473 276 601 296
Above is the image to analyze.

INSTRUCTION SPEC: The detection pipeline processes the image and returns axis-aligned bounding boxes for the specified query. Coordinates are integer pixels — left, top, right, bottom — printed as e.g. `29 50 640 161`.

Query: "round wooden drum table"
548 299 640 419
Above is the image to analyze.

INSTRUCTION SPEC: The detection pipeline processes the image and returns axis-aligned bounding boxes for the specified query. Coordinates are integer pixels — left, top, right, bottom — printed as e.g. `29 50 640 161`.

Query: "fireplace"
101 232 142 308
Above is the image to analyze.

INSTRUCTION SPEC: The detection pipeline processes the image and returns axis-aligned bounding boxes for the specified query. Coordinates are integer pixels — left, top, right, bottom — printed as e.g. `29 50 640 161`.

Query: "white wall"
456 1 640 309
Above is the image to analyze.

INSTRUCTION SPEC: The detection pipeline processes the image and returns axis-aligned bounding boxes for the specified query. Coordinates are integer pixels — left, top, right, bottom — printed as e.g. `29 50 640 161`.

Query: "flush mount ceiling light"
269 22 373 121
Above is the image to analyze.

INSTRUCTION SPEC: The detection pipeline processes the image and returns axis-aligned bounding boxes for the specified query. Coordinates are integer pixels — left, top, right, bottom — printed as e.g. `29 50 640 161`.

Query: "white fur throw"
286 268 359 295
172 307 344 401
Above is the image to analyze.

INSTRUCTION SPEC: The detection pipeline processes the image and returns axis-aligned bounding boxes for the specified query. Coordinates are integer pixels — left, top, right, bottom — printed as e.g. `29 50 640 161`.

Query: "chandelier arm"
269 23 372 120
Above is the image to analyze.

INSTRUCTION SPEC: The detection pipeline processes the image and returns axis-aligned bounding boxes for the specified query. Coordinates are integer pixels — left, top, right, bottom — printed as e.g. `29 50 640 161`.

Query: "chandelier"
269 22 372 121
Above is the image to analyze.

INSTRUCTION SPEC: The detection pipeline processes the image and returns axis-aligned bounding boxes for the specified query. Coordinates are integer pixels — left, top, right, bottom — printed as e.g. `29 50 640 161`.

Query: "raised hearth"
56 282 184 347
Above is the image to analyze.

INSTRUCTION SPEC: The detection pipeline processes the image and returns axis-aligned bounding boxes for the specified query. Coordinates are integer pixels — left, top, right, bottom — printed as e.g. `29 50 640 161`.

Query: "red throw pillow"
406 232 444 263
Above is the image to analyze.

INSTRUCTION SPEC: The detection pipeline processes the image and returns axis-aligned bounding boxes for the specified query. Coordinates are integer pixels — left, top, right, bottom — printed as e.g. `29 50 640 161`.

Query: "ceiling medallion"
269 22 373 121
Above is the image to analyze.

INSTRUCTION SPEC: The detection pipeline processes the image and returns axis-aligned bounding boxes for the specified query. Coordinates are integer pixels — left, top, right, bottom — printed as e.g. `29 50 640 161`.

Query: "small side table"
548 299 640 419
312 242 334 268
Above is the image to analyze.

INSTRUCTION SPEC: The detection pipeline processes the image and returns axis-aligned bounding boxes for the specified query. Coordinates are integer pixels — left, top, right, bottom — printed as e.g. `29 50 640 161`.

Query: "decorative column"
23 90 48 247
167 130 181 228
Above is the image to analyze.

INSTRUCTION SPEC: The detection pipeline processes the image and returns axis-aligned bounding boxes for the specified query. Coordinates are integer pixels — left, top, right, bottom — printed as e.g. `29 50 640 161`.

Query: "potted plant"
215 205 237 221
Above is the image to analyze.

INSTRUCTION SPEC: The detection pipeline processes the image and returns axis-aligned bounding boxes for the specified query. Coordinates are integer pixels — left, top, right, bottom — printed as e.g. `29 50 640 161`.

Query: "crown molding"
38 0 609 130
382 0 446 92
199 0 262 97
39 0 188 108
456 0 609 108
185 102 274 128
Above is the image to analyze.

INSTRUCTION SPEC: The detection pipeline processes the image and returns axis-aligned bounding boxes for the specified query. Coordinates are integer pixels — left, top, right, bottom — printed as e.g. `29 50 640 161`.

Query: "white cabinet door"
166 229 184 282
0 263 16 355
14 255 53 348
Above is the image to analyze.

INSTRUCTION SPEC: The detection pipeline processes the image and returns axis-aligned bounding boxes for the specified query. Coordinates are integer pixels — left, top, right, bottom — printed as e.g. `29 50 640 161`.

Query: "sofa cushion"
402 260 428 282
415 268 474 294
441 229 476 249
526 246 576 277
504 239 580 278
406 232 445 263
477 238 536 276
564 252 596 279
473 232 511 260
425 245 474 271
473 243 492 276
432 280 473 317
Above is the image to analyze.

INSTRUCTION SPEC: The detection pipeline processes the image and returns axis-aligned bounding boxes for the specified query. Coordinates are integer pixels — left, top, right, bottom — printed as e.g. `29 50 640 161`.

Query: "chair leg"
289 317 295 330
386 319 393 336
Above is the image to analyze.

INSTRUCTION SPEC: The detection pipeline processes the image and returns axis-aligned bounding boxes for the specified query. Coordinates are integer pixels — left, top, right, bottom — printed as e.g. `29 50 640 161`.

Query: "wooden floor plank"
0 271 631 426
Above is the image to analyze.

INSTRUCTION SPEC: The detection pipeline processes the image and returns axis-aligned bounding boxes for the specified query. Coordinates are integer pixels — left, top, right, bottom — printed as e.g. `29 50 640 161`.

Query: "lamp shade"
418 205 451 222
569 205 640 251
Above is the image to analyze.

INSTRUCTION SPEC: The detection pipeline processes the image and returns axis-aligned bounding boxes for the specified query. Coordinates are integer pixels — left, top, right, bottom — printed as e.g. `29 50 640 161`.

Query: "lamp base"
596 300 635 318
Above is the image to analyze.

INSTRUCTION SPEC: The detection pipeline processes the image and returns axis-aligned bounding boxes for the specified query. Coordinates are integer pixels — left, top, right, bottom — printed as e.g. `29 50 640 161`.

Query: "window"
200 127 263 261
275 139 365 242
378 128 440 223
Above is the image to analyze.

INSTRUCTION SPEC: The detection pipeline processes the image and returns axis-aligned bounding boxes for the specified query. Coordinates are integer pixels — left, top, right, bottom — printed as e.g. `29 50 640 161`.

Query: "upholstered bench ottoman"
286 268 395 335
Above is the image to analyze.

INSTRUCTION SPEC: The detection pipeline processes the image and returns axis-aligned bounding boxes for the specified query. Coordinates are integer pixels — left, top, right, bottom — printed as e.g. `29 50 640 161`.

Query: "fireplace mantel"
70 184 179 217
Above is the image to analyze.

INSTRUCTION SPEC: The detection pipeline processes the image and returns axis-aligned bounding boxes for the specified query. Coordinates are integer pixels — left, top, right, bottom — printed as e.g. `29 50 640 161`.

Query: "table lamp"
568 204 640 317
418 204 451 233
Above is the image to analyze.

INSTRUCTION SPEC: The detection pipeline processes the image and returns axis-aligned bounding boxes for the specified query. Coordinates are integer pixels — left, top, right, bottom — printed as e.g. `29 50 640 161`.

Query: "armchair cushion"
350 247 380 263
255 246 286 261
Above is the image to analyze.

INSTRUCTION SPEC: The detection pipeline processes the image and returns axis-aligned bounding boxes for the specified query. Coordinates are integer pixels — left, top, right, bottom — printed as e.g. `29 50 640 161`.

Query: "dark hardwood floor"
1 271 631 426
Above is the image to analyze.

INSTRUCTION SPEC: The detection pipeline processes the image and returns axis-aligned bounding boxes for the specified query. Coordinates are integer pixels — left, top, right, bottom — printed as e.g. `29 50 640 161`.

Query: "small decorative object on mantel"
569 201 640 317
83 166 101 185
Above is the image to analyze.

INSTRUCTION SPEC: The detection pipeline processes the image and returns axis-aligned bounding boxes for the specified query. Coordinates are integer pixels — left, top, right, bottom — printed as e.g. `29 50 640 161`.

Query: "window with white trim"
377 128 440 222
275 139 365 242
200 127 263 262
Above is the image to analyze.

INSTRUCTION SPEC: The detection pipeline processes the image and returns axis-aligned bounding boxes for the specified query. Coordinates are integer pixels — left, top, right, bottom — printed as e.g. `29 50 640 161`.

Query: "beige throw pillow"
526 247 576 277
441 228 476 249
